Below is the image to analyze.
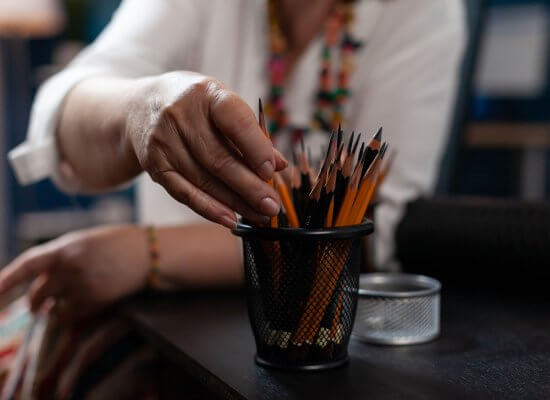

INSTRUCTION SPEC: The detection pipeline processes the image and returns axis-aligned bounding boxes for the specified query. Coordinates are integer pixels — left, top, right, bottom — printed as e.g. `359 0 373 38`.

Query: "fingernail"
221 215 237 229
260 197 280 216
258 160 274 180
274 149 289 167
252 215 270 226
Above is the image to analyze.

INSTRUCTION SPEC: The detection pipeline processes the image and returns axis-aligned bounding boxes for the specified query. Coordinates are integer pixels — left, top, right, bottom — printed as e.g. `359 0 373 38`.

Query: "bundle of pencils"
243 101 391 363
256 99 388 230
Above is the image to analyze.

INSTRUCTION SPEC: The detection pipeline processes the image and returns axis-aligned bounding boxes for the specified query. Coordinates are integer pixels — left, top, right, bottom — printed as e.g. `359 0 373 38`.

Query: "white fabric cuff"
8 138 57 185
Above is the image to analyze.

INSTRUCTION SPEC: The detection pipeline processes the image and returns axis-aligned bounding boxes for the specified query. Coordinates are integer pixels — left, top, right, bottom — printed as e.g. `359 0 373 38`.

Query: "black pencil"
361 127 382 178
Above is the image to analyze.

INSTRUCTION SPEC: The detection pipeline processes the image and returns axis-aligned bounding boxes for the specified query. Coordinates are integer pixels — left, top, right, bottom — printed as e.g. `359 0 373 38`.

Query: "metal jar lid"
353 273 441 345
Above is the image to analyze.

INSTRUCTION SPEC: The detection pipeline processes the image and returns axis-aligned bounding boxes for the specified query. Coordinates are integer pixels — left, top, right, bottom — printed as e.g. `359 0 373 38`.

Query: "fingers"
152 170 238 229
192 134 281 217
146 78 287 222
27 274 62 313
209 90 287 180
165 144 271 225
162 99 282 218
0 245 57 295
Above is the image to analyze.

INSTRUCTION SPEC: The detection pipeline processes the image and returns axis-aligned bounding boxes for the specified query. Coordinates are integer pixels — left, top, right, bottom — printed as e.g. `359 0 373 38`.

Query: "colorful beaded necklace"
265 0 363 143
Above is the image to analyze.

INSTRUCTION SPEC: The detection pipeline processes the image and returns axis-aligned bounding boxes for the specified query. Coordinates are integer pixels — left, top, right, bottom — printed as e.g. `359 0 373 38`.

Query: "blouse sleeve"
351 0 466 268
8 0 204 192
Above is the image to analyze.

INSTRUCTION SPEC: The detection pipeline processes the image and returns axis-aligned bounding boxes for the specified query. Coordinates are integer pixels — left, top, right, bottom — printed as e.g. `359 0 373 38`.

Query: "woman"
5 0 464 322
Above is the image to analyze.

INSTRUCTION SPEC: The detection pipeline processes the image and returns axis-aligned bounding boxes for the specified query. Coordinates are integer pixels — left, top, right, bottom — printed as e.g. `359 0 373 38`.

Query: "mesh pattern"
242 236 361 369
354 294 439 344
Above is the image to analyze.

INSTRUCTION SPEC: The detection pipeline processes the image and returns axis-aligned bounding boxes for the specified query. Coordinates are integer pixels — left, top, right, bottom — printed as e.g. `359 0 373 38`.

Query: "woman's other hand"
0 225 149 323
126 72 287 228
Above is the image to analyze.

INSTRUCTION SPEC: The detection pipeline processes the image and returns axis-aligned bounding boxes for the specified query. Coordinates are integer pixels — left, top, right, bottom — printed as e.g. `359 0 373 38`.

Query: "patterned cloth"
1 307 160 400
0 298 32 393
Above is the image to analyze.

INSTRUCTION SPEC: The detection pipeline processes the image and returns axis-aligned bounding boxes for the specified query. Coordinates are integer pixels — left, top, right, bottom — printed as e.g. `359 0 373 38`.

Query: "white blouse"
8 0 465 269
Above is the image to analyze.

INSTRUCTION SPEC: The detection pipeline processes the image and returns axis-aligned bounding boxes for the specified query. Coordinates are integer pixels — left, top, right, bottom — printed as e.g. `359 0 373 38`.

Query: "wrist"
143 225 181 292
122 76 160 174
145 225 160 289
123 71 216 172
122 225 153 293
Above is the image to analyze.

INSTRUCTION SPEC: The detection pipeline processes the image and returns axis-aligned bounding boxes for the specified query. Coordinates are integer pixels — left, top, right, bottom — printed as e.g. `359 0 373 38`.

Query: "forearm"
153 223 243 290
57 72 206 192
57 77 150 191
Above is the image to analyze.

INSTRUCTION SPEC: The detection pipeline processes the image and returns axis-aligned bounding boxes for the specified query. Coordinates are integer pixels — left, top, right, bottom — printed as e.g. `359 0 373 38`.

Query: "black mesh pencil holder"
233 220 373 371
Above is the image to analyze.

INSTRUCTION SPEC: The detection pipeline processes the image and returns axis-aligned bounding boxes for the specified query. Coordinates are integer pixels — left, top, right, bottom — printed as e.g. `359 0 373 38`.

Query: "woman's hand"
126 72 287 228
0 225 150 323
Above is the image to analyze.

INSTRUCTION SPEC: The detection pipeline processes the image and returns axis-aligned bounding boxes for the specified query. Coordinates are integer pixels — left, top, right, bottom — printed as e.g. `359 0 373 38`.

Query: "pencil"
315 163 335 229
303 169 324 229
314 132 334 186
346 131 355 157
335 133 360 214
325 198 335 228
334 152 363 227
349 143 388 224
329 290 344 343
356 141 365 168
352 132 361 155
361 127 382 178
258 99 278 227
274 173 300 228
336 124 343 153
323 164 338 227
299 139 312 204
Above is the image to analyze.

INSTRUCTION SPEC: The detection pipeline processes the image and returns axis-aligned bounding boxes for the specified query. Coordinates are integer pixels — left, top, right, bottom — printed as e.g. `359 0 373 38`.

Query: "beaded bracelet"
146 225 161 289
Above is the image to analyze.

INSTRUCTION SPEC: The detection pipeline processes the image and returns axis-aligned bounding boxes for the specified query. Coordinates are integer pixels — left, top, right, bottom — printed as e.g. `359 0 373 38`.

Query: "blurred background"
0 0 130 263
0 0 549 267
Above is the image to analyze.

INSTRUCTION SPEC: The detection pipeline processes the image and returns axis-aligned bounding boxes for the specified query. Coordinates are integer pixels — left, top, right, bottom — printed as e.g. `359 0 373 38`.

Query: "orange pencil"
349 143 388 224
258 99 278 227
324 198 335 228
334 145 364 227
361 127 382 178
274 173 300 228
329 290 345 343
322 165 338 227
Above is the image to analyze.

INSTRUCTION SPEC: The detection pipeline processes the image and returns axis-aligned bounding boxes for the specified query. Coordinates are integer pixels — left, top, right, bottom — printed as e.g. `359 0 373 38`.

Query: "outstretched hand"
0 225 149 323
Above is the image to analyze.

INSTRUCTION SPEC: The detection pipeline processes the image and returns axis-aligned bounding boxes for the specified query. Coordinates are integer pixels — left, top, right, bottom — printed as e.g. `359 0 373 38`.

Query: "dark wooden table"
121 287 550 400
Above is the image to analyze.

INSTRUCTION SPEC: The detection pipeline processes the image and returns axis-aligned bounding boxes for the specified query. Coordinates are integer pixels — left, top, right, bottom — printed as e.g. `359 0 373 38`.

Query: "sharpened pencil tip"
337 142 344 160
258 98 263 113
358 142 365 160
380 142 389 158
347 131 355 154
326 131 335 157
352 133 362 154
362 146 369 163
374 127 383 141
